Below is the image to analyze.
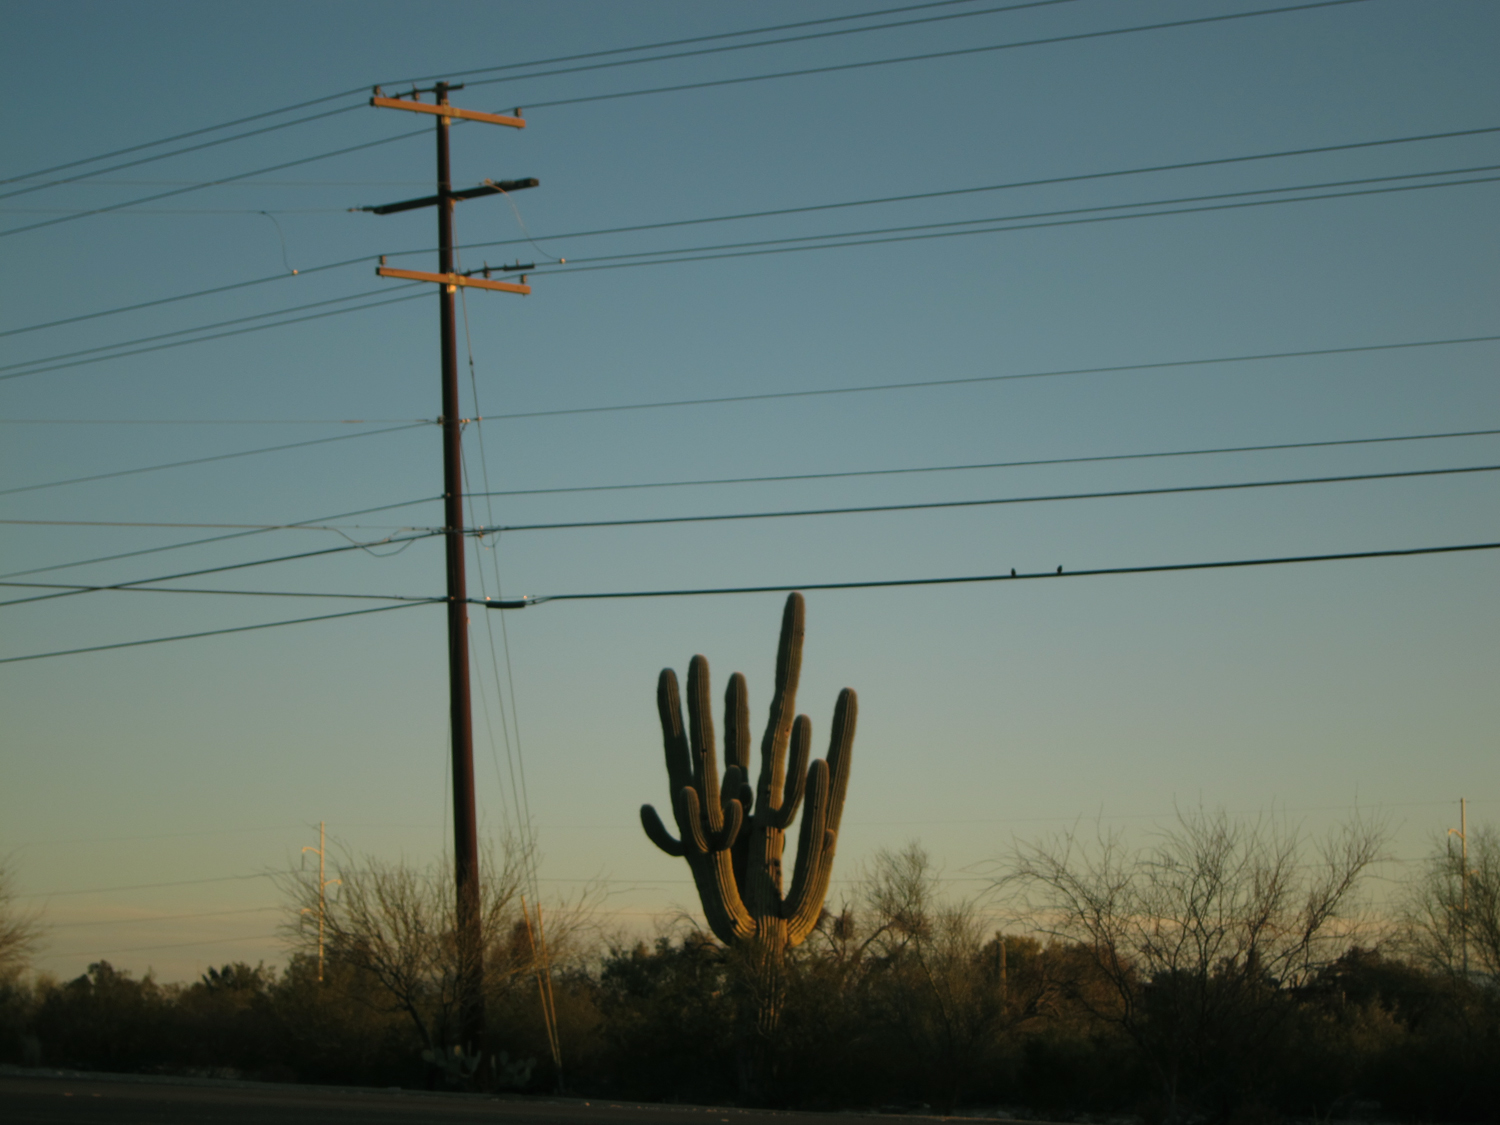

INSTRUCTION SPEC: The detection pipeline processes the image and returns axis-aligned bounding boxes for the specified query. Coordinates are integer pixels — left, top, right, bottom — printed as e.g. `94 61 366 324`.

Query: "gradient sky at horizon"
2 0 1497 983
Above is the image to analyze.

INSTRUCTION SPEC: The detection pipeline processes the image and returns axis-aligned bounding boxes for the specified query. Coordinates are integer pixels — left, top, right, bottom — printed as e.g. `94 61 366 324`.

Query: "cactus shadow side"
639 592 856 1101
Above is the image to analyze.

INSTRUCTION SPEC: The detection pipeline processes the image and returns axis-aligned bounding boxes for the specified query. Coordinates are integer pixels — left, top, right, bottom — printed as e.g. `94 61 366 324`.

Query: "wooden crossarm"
377 265 530 295
370 96 525 128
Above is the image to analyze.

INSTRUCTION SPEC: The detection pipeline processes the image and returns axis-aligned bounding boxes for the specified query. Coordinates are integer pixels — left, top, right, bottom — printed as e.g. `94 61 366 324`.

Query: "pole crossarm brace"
377 265 530 295
371 94 525 129
357 177 539 215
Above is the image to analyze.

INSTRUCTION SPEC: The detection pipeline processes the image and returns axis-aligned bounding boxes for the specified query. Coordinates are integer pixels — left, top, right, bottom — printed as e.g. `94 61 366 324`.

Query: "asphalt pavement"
0 1071 992 1125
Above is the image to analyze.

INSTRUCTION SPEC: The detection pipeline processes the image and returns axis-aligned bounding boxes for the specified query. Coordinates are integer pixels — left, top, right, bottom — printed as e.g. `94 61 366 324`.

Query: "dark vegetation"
0 827 1495 1123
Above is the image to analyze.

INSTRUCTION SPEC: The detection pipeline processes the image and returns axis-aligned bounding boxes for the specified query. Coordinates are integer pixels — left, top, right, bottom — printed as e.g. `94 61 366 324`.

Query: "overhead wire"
6 0 993 190
0 531 446 608
476 333 1500 423
1 496 441 580
0 124 431 240
0 3 1377 241
534 171 1500 277
9 542 1496 663
515 0 1375 109
471 426 1500 497
9 170 1496 384
450 124 1500 256
0 600 428 665
540 164 1500 270
0 105 365 203
0 421 429 497
0 418 424 425
0 580 441 606
7 120 1495 341
478 463 1500 535
1 289 429 382
456 280 522 846
400 0 1005 87
456 0 1086 92
18 872 273 898
454 263 542 922
497 541 1500 608
0 283 419 376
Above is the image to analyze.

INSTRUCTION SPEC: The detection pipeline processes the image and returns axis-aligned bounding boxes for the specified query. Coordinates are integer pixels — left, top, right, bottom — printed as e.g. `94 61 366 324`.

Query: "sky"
1 0 1497 984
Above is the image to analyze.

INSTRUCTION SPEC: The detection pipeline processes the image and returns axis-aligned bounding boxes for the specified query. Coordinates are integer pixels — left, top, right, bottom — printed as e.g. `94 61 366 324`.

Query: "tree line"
1 811 1495 1123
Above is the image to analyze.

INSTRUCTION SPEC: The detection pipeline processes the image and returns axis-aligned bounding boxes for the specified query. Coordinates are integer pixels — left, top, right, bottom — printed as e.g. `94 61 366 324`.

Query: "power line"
536 172 1500 277
472 427 1500 498
11 170 1494 384
457 1 1084 92
1 289 429 382
0 496 441 580
18 873 272 899
0 600 428 665
0 106 364 204
545 164 1500 270
0 418 424 425
0 3 1378 241
478 333 1500 422
0 253 373 340
517 0 1375 110
0 422 428 497
52 932 279 959
0 531 444 608
0 284 422 380
498 540 1500 608
48 906 280 930
480 463 1500 534
0 125 430 240
8 121 1494 342
410 0 1002 87
454 124 1500 256
4 0 990 190
0 580 440 607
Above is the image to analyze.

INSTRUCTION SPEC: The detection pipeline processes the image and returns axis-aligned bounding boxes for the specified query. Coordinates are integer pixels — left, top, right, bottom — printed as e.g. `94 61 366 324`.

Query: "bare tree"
278 839 530 1061
861 843 1052 1112
0 858 43 980
1401 824 1500 982
1002 808 1384 1122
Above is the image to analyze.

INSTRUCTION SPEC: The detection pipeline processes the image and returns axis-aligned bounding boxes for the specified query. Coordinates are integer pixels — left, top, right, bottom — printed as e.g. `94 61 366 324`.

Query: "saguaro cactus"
640 592 856 1056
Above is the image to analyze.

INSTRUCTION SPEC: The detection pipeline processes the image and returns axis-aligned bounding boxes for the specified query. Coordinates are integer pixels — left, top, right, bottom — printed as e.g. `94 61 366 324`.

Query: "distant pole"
1449 797 1468 977
300 821 338 982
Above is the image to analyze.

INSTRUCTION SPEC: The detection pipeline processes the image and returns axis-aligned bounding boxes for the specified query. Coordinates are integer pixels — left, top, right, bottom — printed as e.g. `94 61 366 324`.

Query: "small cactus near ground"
640 592 856 1073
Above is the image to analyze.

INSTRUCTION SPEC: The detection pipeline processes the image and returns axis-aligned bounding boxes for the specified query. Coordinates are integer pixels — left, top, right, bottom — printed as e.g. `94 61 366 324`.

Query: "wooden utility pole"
364 81 537 1057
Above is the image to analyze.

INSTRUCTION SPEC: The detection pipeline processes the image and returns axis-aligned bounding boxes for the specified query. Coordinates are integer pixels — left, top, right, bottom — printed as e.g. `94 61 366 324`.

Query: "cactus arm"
640 804 686 857
709 798 744 851
782 759 831 935
754 593 805 823
724 672 752 777
674 786 710 853
656 669 692 790
686 655 724 832
822 688 856 836
766 714 810 830
783 688 857 944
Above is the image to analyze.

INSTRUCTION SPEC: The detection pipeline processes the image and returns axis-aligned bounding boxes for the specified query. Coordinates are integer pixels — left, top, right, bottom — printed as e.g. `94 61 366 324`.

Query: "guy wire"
456 273 540 896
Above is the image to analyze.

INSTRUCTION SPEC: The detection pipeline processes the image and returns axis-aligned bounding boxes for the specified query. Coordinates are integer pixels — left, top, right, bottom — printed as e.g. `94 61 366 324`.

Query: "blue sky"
2 0 1497 982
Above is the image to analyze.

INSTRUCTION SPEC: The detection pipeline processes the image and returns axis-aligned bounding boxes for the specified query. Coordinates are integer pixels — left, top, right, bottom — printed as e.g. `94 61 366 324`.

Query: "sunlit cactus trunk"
640 592 856 1099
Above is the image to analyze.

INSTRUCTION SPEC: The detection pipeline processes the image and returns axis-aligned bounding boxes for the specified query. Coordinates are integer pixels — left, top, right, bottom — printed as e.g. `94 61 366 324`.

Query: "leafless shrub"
1000 807 1385 1121
0 858 43 980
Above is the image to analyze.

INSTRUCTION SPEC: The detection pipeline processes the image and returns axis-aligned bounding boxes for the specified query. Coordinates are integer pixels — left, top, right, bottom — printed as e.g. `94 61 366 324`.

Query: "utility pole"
1448 797 1469 977
300 821 339 983
364 81 538 1058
